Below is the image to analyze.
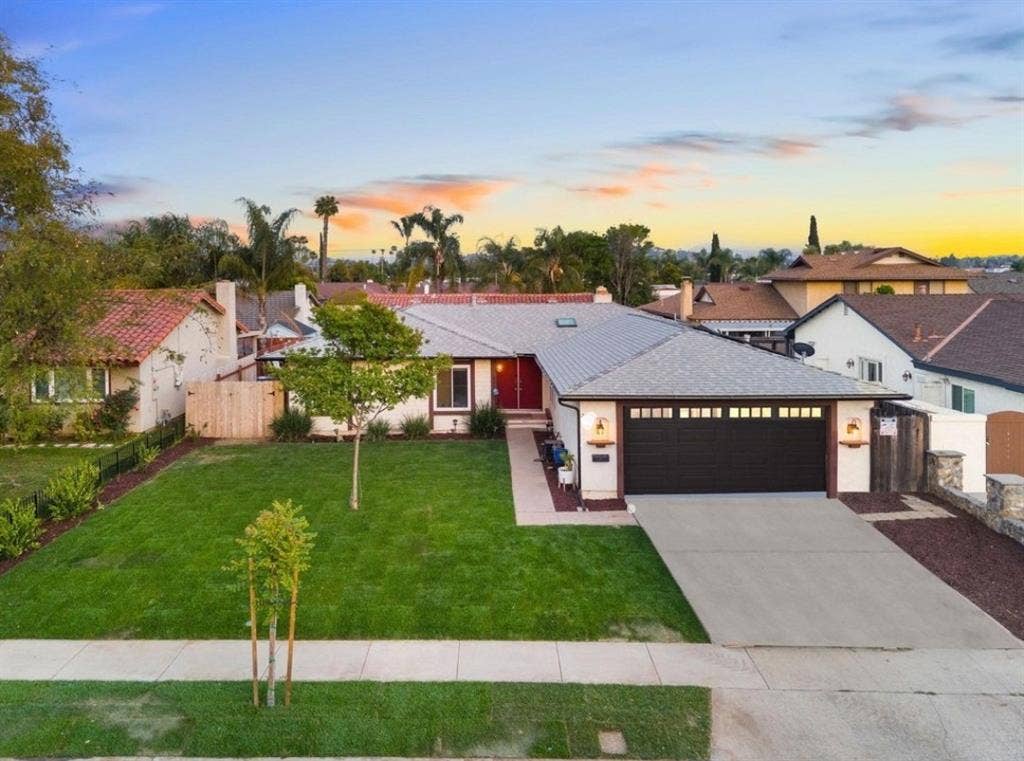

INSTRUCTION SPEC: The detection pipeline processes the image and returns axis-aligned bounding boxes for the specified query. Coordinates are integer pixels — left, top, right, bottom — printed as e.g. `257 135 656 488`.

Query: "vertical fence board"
185 381 284 439
870 402 928 492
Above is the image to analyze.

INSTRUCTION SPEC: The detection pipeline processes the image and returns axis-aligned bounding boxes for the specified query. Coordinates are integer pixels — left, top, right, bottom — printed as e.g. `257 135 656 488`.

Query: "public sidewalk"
1 638 1021 694
505 428 635 526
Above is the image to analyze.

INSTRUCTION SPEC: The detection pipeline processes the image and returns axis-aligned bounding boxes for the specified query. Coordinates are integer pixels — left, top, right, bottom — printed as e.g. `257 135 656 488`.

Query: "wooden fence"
987 410 1024 476
185 381 284 439
215 360 258 382
870 401 929 492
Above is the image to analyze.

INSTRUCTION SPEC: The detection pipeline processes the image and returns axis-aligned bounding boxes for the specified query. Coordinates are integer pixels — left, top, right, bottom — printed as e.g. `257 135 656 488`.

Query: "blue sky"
3 0 1022 256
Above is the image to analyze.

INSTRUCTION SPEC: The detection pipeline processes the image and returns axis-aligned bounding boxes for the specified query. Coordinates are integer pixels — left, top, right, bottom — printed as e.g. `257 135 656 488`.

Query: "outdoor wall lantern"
495 361 505 373
587 416 613 447
840 416 866 448
845 358 856 369
902 371 913 382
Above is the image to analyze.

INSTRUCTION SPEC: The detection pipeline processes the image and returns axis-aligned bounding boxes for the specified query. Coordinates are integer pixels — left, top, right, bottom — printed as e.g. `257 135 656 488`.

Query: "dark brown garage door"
624 403 826 494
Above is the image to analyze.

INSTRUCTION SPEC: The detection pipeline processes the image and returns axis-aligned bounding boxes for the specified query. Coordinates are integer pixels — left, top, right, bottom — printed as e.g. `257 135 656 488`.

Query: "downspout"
557 396 586 510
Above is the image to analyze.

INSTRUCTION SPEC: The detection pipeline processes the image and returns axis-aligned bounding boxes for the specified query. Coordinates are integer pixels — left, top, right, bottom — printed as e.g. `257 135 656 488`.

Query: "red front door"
495 357 543 410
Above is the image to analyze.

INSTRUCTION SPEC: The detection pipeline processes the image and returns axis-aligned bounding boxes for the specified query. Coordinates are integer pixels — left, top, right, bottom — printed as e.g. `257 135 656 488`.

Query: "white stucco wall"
309 358 494 436
578 400 619 499
120 305 236 432
894 399 988 492
836 399 873 492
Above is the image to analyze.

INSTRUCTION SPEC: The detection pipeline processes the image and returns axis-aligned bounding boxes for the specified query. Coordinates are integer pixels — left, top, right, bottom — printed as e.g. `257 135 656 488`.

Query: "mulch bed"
840 492 1024 640
531 431 626 512
840 491 914 514
0 438 209 578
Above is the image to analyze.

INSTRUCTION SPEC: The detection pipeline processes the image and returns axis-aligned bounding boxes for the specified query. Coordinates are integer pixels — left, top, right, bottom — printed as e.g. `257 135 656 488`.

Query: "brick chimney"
214 280 238 360
678 279 693 320
594 286 613 303
294 282 312 324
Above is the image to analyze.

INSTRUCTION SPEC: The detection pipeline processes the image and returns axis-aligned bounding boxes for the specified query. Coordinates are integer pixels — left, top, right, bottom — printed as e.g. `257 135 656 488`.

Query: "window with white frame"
32 368 109 402
859 358 883 383
951 384 975 413
434 365 470 411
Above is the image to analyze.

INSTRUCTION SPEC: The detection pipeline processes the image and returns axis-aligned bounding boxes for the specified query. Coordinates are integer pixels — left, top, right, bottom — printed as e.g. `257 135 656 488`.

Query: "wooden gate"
987 410 1024 476
870 401 929 492
185 381 284 439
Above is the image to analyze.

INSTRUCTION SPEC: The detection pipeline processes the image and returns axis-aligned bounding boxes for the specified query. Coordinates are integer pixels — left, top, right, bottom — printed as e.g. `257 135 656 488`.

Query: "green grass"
0 681 710 758
0 441 706 641
0 447 91 500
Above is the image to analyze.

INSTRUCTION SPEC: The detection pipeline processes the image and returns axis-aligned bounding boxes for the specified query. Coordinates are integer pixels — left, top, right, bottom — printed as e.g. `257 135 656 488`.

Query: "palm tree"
313 195 339 283
410 206 464 292
477 236 524 292
529 227 581 293
219 198 302 331
390 214 417 256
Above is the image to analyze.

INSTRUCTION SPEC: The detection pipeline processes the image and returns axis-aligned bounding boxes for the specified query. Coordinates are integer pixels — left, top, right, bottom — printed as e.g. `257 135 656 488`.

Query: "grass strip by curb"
0 680 710 759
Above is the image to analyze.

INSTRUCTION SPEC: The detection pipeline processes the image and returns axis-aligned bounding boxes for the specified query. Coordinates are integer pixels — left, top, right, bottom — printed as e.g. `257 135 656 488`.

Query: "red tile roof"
87 289 224 365
765 247 968 282
367 292 598 307
314 281 389 301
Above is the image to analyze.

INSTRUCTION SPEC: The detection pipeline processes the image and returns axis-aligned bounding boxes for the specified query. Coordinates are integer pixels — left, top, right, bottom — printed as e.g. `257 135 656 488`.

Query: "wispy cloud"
92 174 157 205
107 2 165 19
614 131 821 159
842 94 970 137
943 28 1024 57
940 187 1023 200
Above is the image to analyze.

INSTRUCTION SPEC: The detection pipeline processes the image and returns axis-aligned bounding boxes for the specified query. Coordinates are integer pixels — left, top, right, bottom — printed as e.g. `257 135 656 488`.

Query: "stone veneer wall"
926 450 1024 545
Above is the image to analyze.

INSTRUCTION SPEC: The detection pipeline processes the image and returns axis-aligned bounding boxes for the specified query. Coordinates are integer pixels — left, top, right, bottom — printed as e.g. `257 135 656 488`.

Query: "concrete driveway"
631 494 1021 649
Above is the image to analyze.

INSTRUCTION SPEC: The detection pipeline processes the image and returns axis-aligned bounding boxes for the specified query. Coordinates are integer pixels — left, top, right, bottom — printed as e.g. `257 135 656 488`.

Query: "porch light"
902 371 912 382
840 416 866 448
846 359 855 369
594 418 608 439
496 362 505 373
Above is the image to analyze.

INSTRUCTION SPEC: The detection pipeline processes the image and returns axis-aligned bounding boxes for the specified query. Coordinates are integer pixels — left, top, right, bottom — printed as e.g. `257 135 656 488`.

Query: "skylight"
555 317 577 328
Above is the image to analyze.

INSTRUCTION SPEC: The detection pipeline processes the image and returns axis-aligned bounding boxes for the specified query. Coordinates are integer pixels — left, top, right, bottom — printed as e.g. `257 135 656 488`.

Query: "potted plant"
558 451 575 488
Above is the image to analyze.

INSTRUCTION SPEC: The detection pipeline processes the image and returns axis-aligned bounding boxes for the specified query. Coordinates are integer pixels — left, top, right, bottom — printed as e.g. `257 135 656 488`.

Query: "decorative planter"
557 467 574 487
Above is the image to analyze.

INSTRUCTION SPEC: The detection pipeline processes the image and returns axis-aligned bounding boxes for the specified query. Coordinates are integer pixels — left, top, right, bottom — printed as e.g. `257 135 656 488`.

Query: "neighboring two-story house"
763 247 972 315
789 293 1024 477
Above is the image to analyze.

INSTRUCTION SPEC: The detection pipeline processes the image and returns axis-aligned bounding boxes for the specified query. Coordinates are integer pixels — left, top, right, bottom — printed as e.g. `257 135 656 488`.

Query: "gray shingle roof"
543 316 902 400
401 302 633 354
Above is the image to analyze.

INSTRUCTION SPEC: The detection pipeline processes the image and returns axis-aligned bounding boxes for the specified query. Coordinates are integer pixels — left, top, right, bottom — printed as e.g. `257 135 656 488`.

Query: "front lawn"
0 447 91 500
0 441 706 641
0 681 710 758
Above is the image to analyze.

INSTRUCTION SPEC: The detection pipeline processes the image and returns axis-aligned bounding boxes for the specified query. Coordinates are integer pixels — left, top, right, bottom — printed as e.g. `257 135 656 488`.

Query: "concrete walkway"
505 428 634 526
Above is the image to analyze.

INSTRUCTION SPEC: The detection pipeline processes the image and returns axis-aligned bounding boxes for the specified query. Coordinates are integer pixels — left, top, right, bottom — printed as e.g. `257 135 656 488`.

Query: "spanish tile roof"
87 289 224 365
639 283 798 321
969 272 1024 295
369 292 598 307
236 290 303 332
538 313 899 400
764 247 968 282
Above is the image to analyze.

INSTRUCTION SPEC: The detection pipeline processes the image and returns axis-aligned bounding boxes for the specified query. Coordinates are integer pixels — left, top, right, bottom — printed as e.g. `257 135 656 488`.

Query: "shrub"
364 419 392 442
8 403 67 444
135 442 160 469
271 409 312 442
874 284 896 295
469 404 507 438
94 386 139 434
0 498 43 560
399 414 431 439
45 460 100 521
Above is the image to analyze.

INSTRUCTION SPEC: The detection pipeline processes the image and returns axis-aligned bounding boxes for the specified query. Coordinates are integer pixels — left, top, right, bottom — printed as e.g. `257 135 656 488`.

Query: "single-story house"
969 271 1024 295
236 283 317 341
789 293 1024 476
265 299 903 498
33 282 244 432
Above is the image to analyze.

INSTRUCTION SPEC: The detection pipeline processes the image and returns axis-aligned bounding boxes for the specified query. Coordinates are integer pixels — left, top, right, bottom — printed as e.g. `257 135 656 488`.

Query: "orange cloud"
573 184 633 197
764 138 818 158
330 211 370 231
337 175 512 216
571 162 683 198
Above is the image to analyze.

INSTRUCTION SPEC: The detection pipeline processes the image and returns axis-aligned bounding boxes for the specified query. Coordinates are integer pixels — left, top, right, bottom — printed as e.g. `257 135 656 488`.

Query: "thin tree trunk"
350 426 362 510
285 567 299 706
266 609 278 707
248 558 259 707
320 216 329 282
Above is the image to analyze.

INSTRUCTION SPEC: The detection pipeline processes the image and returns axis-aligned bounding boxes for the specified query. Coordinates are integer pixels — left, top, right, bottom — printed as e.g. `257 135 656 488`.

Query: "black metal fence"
26 414 186 519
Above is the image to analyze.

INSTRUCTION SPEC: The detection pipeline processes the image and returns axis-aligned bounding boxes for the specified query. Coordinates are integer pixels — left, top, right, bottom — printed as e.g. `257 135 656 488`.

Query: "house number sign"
878 417 898 437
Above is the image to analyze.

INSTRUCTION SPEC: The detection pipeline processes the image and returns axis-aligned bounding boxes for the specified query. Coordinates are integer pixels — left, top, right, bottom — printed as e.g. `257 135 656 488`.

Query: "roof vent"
555 317 577 328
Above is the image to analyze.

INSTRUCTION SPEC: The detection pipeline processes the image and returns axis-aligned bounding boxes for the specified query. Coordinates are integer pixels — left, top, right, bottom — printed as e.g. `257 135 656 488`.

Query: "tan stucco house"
265 296 904 499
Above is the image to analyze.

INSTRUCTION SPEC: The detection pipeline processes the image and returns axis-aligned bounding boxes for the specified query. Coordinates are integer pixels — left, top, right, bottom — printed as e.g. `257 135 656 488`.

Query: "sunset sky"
3 0 1022 258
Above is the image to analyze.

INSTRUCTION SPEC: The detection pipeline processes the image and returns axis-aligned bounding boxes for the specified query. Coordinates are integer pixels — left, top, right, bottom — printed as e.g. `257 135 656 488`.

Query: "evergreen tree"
807 215 821 254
